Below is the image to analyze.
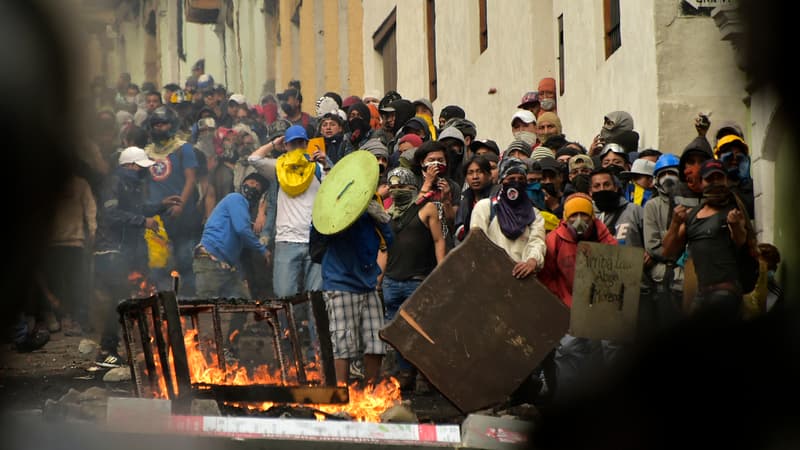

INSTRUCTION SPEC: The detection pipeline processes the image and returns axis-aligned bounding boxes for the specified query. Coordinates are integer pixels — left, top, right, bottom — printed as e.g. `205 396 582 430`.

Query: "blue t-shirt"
148 143 198 204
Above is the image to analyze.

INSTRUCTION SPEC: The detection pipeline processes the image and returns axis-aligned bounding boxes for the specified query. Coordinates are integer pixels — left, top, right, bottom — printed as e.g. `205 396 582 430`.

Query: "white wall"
362 0 396 98
362 0 556 149
552 0 659 150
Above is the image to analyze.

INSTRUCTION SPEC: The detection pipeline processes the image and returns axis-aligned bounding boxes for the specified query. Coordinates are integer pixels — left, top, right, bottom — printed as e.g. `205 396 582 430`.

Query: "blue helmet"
653 153 679 177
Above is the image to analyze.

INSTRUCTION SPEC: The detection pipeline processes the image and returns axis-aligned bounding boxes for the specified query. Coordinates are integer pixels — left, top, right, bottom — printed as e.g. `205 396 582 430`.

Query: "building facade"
80 0 795 301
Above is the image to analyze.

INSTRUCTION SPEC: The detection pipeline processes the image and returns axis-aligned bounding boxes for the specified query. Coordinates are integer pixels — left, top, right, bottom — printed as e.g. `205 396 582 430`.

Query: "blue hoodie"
322 213 393 293
200 192 266 267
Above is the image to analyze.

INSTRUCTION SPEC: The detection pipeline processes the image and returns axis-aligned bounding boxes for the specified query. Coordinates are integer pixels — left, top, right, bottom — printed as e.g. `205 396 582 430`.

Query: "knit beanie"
537 112 562 135
564 193 594 219
531 146 554 161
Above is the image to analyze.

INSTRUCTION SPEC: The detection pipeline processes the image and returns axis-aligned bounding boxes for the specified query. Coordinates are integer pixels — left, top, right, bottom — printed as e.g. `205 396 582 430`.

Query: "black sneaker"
15 327 50 353
95 352 125 368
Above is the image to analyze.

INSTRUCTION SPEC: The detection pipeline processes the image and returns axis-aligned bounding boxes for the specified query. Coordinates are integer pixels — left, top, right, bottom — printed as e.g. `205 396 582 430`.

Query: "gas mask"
656 173 680 196
569 216 591 238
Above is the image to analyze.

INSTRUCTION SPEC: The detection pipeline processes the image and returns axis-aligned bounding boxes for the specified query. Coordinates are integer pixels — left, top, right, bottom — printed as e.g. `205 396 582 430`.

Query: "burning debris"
116 291 403 423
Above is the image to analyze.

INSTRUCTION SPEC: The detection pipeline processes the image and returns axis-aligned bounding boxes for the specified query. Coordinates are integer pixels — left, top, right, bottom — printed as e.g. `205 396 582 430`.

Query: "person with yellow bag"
93 147 182 369
248 125 328 360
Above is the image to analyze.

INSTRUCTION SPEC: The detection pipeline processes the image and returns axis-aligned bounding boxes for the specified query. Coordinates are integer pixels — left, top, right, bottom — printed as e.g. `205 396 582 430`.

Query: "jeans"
382 277 421 371
273 241 322 297
171 236 197 297
273 241 322 363
193 256 250 299
94 252 132 353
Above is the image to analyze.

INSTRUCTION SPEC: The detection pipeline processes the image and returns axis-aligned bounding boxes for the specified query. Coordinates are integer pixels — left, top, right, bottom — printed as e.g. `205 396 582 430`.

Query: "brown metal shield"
570 241 644 342
379 229 569 413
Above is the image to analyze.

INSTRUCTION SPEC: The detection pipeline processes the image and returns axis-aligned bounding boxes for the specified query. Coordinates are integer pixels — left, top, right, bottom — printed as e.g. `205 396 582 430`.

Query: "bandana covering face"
276 149 316 197
388 187 418 218
494 182 536 240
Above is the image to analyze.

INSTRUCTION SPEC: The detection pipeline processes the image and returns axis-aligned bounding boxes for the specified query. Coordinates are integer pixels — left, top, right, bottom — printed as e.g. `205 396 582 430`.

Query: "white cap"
621 158 656 177
119 146 155 168
228 93 248 107
511 109 536 125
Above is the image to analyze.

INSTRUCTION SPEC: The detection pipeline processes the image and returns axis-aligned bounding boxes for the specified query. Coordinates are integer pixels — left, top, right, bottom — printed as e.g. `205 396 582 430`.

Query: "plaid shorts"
323 290 386 359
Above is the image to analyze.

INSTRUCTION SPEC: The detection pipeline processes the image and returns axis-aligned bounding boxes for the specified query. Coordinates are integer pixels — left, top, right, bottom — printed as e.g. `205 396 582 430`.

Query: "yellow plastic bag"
145 215 170 269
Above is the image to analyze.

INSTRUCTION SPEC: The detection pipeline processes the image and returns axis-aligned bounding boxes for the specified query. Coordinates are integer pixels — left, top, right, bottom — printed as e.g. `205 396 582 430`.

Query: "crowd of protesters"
14 59 785 402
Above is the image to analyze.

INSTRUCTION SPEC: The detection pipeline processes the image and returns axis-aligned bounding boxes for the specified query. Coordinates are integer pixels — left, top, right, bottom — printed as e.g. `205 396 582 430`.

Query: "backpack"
308 222 329 264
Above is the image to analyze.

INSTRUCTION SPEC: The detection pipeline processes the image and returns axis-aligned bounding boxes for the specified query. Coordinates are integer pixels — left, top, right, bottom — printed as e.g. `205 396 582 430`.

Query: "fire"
174 328 401 422
128 271 157 297
315 378 402 422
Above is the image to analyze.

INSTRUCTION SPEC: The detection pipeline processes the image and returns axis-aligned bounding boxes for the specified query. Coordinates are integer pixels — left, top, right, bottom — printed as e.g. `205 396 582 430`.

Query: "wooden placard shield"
379 229 569 413
570 242 644 342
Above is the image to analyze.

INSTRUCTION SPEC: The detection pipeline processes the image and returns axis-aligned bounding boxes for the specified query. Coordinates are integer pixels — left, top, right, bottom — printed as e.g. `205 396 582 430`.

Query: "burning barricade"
116 290 402 423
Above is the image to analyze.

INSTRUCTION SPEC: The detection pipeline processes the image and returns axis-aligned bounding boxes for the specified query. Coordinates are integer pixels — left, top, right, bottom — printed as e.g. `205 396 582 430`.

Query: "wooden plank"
570 242 643 341
160 291 193 411
380 230 569 413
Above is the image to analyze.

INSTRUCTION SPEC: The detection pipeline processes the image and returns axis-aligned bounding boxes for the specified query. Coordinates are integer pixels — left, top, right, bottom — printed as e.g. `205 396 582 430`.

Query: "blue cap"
284 125 309 143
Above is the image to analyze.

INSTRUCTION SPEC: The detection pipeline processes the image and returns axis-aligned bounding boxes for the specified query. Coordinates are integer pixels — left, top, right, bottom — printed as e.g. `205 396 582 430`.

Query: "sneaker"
44 311 61 333
62 317 84 337
95 352 125 368
15 326 50 353
349 359 365 380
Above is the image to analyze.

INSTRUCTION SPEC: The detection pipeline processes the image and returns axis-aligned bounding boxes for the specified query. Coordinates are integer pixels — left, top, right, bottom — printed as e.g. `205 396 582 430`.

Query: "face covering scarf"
494 181 536 239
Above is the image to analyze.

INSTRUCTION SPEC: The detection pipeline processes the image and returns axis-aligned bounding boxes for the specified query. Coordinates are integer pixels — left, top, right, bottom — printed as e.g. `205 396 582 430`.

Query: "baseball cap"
538 156 562 174
119 146 155 168
700 159 727 179
228 94 248 107
511 109 536 125
284 125 309 143
568 154 594 172
469 139 500 156
621 159 656 178
517 91 540 108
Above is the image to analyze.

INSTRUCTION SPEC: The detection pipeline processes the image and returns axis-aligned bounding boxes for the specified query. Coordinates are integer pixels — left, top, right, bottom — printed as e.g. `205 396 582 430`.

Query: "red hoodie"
538 219 617 308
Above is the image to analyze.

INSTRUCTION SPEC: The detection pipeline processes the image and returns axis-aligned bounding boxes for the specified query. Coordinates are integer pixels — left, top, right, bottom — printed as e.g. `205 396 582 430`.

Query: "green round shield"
312 150 379 235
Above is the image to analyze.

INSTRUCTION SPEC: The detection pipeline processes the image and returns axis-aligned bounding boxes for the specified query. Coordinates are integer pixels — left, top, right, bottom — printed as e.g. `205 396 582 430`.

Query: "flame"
127 271 157 297
170 270 180 278
315 378 402 422
156 328 401 421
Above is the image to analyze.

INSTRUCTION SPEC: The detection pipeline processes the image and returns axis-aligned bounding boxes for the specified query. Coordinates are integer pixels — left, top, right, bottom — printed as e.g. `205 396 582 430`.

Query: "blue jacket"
200 193 267 267
322 213 393 294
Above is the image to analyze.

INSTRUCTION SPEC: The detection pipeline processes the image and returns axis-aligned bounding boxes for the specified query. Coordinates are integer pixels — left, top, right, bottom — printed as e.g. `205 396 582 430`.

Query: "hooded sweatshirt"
538 219 617 307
